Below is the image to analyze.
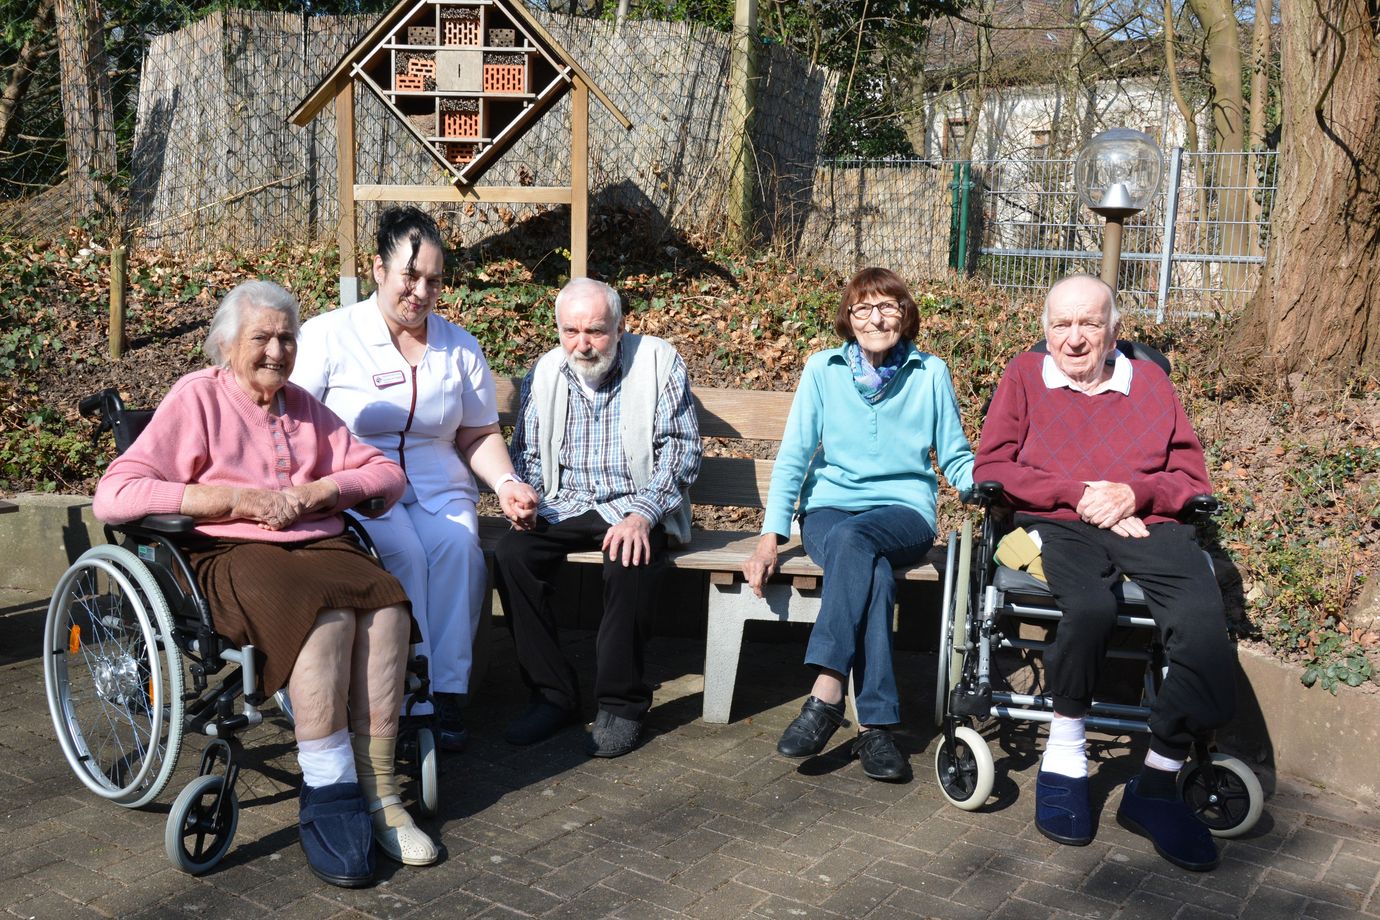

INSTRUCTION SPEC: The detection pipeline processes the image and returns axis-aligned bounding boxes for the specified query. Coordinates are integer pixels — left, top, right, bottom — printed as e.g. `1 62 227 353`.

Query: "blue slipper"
299 782 375 887
1035 771 1093 846
1116 776 1219 871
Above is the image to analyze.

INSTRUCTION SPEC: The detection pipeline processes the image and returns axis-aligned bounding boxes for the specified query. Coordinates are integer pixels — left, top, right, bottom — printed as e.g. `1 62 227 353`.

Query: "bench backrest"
494 377 792 509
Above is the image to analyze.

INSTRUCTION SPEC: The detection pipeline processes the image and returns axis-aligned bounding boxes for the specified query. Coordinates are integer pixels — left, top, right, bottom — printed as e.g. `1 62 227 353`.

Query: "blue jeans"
800 506 935 726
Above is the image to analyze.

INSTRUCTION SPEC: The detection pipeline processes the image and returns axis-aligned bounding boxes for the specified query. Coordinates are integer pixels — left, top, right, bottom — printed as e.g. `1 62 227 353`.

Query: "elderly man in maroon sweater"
974 274 1233 872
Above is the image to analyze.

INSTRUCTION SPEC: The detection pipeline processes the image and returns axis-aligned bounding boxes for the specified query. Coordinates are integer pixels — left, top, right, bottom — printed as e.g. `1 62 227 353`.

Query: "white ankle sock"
1041 715 1088 778
297 728 356 788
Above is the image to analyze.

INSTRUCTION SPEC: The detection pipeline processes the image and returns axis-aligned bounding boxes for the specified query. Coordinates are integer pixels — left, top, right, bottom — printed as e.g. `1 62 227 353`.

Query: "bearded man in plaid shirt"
496 278 701 758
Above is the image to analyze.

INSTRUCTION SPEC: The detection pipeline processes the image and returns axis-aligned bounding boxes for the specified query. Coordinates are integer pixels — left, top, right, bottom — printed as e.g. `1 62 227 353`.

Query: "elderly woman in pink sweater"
94 280 437 887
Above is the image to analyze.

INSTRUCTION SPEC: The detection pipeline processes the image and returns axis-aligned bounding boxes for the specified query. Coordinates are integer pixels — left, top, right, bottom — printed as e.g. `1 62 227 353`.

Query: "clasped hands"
497 478 539 531
1078 480 1147 538
233 482 335 531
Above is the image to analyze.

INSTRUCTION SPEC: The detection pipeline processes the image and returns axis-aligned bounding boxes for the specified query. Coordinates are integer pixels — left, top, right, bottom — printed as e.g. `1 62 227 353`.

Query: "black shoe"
852 729 910 782
299 782 375 888
777 696 846 757
504 700 576 746
587 709 641 758
434 691 469 753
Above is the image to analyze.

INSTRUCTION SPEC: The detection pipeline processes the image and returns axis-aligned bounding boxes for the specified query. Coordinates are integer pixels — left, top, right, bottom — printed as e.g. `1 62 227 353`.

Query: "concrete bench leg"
703 600 747 724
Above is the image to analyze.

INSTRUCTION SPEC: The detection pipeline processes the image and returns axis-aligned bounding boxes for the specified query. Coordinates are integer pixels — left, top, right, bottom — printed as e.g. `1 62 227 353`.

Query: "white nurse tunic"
292 295 498 698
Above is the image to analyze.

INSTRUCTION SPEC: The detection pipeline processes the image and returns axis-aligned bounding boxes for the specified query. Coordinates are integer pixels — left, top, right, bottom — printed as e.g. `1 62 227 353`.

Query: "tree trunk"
1187 0 1256 296
53 0 117 216
1232 0 1380 373
0 0 55 150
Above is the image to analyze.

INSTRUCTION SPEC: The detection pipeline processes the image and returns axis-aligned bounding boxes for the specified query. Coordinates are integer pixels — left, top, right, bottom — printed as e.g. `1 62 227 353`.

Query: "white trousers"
360 496 486 704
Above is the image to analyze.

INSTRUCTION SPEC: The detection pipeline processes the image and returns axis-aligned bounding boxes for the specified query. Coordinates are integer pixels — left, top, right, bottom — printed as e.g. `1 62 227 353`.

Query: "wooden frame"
288 0 630 299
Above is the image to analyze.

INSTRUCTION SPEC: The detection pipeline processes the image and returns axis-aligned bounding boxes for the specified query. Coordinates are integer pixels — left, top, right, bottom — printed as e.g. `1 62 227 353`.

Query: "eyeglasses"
848 300 902 319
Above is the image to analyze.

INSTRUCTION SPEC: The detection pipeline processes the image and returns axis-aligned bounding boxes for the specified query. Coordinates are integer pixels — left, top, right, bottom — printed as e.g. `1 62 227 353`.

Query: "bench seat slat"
479 517 940 581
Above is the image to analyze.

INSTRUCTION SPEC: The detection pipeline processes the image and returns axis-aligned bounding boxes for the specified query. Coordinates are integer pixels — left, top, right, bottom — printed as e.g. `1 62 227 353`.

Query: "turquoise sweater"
762 344 975 537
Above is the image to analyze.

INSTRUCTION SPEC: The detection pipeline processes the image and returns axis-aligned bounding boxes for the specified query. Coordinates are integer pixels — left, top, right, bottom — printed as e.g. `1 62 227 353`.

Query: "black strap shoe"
777 696 846 757
852 728 911 782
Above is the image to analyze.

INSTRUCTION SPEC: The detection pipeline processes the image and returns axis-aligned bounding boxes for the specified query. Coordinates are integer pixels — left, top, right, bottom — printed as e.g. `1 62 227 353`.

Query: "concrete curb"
5 493 1378 806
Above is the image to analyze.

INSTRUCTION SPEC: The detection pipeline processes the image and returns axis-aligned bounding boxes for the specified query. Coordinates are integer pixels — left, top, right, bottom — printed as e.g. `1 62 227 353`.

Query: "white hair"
554 277 622 327
1041 275 1120 333
204 280 300 367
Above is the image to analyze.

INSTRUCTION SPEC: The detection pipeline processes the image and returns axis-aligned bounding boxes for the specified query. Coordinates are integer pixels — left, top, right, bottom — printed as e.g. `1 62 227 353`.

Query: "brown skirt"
186 533 413 696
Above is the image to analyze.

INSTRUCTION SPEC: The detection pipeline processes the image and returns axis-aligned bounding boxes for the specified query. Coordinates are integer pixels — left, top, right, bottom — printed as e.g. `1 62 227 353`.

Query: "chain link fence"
972 148 1278 317
0 4 836 257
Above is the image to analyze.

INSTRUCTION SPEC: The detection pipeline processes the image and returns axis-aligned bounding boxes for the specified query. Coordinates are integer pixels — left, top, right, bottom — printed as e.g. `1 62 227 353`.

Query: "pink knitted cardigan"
93 367 405 542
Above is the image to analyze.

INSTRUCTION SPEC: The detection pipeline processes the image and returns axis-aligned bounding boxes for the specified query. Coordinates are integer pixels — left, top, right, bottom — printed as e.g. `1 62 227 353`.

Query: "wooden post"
570 78 589 278
726 0 758 248
109 244 125 359
335 81 359 305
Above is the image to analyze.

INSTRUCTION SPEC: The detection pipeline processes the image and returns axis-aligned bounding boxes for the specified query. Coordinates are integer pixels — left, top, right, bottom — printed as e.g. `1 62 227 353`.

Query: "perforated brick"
441 11 480 46
395 73 424 91
407 56 435 78
487 28 515 47
483 63 526 94
442 110 480 138
444 141 479 164
407 26 436 45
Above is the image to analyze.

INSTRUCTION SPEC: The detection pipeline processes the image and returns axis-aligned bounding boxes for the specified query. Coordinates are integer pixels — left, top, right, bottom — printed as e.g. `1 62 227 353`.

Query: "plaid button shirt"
510 345 701 527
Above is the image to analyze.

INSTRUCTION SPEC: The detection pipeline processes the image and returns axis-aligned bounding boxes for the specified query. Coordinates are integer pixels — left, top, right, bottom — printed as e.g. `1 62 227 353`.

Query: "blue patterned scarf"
845 339 907 404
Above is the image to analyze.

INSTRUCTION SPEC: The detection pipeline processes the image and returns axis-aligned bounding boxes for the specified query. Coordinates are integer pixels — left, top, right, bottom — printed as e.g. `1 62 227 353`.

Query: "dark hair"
833 267 920 342
376 206 444 276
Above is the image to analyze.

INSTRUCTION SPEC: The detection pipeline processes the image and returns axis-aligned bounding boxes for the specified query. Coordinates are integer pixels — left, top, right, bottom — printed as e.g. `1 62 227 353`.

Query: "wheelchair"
931 344 1264 839
44 389 439 875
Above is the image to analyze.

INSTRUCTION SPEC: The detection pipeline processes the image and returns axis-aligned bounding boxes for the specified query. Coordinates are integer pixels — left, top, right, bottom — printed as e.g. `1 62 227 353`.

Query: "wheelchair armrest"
1184 494 1220 523
968 481 1007 506
135 514 196 534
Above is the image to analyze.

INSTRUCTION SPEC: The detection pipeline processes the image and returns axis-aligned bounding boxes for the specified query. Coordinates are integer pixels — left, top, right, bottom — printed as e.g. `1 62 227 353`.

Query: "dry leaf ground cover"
2 217 1377 693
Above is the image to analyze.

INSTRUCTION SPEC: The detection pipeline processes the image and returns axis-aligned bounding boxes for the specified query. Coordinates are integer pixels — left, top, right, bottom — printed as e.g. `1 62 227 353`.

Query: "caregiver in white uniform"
293 206 538 752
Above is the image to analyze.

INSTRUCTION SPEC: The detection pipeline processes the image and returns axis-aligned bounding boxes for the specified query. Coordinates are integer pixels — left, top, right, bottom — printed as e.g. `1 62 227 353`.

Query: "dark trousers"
1019 516 1235 759
494 510 668 721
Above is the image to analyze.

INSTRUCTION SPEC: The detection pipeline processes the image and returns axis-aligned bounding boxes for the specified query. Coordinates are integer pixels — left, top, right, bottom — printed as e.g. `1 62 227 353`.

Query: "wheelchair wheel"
934 725 994 811
417 727 439 817
165 774 240 874
934 520 973 728
1179 753 1264 838
44 545 185 808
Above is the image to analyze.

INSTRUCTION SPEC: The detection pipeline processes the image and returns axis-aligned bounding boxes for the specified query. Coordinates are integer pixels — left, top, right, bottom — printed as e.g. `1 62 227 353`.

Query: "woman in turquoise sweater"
743 267 975 782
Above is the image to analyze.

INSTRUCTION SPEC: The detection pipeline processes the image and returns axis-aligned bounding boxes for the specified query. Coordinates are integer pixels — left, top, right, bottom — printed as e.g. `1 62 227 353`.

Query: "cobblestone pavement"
2 588 1379 920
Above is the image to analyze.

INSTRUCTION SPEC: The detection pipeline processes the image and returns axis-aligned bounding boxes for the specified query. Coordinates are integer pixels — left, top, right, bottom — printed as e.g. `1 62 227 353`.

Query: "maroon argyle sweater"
973 352 1211 524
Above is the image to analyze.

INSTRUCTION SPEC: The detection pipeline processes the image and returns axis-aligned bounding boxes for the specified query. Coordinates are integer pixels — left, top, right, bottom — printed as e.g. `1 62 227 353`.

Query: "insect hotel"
289 0 630 301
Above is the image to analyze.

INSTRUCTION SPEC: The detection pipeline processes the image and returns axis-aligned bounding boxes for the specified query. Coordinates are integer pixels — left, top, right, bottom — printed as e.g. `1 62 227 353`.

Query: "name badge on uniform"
372 370 406 389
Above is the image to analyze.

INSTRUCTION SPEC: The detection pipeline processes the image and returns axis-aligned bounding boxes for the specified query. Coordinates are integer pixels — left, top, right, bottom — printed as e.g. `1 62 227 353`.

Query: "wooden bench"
482 377 943 724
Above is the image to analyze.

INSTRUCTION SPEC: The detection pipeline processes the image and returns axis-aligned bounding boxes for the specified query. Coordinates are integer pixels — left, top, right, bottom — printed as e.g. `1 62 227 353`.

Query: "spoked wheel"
165 774 240 874
44 545 185 808
934 520 973 728
1179 753 1264 838
934 725 994 811
417 727 439 817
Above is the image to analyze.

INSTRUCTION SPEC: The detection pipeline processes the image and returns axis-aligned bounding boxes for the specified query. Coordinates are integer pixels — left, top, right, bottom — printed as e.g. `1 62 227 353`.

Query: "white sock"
297 728 357 788
1144 749 1185 773
1040 715 1088 778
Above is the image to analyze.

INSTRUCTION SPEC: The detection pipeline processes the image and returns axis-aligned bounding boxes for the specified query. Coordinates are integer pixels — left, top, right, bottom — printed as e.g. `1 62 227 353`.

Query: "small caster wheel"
165 774 239 874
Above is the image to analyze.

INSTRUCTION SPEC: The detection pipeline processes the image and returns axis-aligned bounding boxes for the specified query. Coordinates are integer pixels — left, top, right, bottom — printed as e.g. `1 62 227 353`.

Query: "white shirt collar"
1041 349 1133 396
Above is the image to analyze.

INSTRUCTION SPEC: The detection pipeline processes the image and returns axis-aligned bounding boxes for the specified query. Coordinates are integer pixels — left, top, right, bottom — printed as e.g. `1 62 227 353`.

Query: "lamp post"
1074 128 1163 290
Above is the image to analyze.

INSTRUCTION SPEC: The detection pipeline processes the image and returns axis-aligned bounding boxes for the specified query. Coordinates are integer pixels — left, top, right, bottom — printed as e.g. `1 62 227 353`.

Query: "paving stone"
1237 885 1309 920
600 868 699 912
683 880 768 919
817 872 897 916
3 624 1378 920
